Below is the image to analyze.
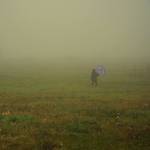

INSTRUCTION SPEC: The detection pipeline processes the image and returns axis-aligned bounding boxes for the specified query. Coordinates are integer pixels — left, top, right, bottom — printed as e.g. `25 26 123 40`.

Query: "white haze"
0 0 150 66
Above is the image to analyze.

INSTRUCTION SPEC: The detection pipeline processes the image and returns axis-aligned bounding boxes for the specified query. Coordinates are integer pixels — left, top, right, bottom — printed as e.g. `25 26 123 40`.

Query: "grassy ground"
0 64 150 150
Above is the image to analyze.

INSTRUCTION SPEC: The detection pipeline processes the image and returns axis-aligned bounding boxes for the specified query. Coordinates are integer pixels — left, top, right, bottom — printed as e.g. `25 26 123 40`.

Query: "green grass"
0 64 150 150
0 115 34 122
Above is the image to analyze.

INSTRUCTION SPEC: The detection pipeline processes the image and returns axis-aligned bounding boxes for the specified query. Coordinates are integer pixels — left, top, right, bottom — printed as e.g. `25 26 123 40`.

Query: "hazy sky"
0 0 150 62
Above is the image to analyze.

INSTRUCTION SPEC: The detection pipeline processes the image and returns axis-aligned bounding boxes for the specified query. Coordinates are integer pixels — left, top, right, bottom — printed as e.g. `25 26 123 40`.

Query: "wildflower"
143 103 149 108
2 111 10 116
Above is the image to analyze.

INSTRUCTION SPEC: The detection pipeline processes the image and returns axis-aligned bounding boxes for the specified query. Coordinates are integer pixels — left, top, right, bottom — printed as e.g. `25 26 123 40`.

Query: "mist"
0 0 150 66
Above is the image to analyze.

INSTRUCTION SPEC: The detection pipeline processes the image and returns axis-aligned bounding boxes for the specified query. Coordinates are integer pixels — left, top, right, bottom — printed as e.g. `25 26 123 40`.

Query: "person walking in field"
91 69 99 87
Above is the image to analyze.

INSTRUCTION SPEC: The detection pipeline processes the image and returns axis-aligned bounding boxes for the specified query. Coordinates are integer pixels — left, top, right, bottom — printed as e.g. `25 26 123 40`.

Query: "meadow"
0 63 150 150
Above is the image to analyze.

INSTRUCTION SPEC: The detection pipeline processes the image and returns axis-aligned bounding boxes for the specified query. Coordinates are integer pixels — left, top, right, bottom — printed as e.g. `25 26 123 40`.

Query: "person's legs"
95 78 98 86
91 80 94 86
92 78 98 87
93 78 98 87
91 79 95 86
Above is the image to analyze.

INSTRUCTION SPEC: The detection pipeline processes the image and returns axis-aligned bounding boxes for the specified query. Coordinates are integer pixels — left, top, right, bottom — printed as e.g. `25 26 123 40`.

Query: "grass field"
0 64 150 150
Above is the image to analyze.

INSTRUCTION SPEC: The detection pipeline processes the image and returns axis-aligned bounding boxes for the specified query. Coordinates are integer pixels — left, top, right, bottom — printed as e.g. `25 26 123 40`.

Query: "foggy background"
0 0 150 67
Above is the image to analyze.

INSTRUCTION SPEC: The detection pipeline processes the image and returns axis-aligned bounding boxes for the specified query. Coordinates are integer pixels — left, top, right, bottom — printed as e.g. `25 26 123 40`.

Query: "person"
91 69 99 86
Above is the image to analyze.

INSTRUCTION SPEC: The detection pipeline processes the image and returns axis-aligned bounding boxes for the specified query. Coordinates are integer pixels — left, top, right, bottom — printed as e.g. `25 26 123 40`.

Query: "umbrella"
95 65 106 76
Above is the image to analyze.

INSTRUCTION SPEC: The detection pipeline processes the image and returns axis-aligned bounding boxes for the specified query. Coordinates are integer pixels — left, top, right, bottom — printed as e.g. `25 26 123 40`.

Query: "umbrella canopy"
95 65 106 76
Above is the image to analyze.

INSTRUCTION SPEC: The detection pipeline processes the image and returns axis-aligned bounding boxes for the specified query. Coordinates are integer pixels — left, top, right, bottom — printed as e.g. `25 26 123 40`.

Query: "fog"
0 0 150 66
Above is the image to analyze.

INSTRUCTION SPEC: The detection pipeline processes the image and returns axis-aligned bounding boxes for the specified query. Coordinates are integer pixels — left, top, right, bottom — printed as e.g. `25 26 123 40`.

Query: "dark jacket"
91 69 99 81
